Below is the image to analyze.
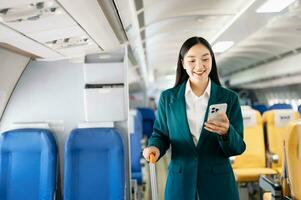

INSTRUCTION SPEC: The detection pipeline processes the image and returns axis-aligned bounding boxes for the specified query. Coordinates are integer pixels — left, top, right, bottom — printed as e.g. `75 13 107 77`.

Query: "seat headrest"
241 105 252 110
241 109 258 128
130 109 138 116
252 104 268 114
269 103 292 110
137 108 156 120
67 128 123 150
10 122 50 130
129 111 135 134
1 128 56 152
78 122 114 128
274 110 295 127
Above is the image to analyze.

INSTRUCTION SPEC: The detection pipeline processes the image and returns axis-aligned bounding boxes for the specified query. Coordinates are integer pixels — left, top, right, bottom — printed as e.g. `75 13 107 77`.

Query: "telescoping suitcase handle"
149 153 158 200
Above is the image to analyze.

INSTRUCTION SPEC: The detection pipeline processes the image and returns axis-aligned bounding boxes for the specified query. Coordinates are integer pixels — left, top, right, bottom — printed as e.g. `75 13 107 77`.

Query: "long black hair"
174 36 221 87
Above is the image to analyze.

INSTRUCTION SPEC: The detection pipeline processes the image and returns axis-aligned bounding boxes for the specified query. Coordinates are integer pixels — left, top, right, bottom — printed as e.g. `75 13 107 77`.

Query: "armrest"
266 151 279 166
259 175 282 199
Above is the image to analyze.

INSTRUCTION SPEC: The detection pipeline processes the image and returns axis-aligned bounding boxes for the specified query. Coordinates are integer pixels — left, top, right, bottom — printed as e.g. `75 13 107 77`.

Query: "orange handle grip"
149 153 156 164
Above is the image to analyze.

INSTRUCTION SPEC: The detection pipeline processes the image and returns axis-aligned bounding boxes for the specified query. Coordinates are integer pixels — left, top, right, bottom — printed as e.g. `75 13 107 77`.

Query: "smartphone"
207 103 227 121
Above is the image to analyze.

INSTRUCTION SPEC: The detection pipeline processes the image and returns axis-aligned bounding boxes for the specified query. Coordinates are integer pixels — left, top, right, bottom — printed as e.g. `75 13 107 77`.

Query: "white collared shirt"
185 79 211 145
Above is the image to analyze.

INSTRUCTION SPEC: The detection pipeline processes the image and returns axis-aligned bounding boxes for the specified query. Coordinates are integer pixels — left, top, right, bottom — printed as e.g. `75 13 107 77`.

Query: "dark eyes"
188 58 209 62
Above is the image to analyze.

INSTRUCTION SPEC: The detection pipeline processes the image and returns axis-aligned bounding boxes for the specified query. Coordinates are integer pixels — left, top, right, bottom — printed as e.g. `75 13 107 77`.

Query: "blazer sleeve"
218 94 246 157
147 92 170 160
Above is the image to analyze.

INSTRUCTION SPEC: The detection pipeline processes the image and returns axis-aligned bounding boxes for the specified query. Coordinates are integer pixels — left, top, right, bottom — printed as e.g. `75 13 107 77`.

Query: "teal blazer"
148 80 246 200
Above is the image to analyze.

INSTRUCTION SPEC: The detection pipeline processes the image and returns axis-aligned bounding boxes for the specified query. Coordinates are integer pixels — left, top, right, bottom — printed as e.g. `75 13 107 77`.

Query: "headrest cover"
78 122 114 128
242 109 257 128
129 112 135 134
11 122 50 130
274 110 294 127
129 109 137 116
241 105 252 110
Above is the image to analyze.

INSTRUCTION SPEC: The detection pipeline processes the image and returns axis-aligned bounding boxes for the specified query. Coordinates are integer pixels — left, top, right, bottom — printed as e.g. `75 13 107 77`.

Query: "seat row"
252 103 301 115
0 127 125 200
0 106 156 200
129 107 156 185
260 119 301 200
231 107 301 199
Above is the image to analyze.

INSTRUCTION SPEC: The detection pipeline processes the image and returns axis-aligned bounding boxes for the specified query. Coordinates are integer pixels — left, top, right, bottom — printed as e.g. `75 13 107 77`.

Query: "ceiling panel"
217 0 301 79
141 0 252 82
0 0 120 60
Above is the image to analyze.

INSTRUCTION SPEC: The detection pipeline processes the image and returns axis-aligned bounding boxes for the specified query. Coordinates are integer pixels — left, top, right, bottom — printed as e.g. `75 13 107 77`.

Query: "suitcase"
149 154 158 200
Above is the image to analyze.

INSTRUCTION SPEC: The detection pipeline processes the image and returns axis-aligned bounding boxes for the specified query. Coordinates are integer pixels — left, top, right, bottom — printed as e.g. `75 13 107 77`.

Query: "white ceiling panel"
143 0 247 26
0 23 63 59
27 26 84 42
5 12 75 34
145 15 230 39
57 0 120 51
216 0 301 80
58 43 100 57
4 36 63 59
140 0 254 84
0 0 43 9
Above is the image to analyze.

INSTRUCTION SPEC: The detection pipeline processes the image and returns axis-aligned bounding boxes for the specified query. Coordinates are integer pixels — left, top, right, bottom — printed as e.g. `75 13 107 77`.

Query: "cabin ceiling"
216 0 301 78
1 0 301 91
120 0 301 91
142 0 255 86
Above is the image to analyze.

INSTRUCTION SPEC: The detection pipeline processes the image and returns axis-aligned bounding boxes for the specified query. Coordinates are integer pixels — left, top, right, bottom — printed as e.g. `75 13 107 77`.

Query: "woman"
143 36 246 200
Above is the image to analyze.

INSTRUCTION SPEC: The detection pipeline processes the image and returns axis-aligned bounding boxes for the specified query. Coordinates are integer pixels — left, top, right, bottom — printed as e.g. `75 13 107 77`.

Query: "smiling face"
182 43 212 83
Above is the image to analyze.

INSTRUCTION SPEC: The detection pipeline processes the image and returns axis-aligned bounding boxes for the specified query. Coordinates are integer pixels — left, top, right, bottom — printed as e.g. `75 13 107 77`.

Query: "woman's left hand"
204 113 230 136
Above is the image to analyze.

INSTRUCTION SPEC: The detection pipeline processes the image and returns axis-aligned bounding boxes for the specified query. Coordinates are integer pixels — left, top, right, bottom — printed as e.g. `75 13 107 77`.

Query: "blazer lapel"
196 81 223 149
169 81 197 149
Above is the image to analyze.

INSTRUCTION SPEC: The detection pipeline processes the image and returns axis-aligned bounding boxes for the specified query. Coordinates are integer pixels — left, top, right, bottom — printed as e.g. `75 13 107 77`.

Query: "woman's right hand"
143 146 160 163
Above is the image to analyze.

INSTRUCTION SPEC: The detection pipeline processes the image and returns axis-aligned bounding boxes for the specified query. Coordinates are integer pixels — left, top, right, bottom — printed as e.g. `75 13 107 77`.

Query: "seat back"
232 109 266 168
263 110 300 169
129 110 143 183
269 103 292 110
252 104 268 115
137 107 156 138
64 128 125 200
298 105 301 115
0 129 57 200
284 120 301 199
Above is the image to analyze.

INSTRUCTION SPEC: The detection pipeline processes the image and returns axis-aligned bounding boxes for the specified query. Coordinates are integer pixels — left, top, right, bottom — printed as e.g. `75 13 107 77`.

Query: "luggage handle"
149 153 156 164
149 153 158 200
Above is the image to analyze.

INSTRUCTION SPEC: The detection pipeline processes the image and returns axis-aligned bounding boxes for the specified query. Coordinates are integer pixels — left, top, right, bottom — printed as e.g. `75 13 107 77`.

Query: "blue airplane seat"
64 128 125 200
137 107 156 138
0 128 57 200
130 110 143 184
268 103 292 110
252 104 268 114
298 105 301 114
